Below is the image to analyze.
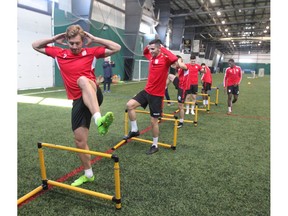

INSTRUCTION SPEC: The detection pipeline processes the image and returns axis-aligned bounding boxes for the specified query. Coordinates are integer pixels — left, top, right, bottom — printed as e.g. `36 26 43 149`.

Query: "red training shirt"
223 65 242 87
177 64 190 90
187 63 202 85
45 46 106 100
201 66 212 84
143 46 178 97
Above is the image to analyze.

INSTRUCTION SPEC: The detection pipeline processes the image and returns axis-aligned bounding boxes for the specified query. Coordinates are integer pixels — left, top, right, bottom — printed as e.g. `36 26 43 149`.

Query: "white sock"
186 105 189 111
191 105 195 112
179 118 184 123
131 120 138 132
206 100 208 105
93 112 101 125
84 168 93 178
152 137 158 148
228 107 232 112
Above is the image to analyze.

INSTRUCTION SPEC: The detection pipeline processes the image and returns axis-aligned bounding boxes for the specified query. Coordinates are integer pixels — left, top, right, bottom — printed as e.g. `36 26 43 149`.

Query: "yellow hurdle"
17 142 122 210
113 110 179 150
196 93 211 113
163 100 198 126
198 85 219 106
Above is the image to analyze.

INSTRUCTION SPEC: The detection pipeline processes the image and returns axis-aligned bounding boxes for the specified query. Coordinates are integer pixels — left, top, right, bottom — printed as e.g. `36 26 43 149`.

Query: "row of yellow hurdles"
17 86 219 210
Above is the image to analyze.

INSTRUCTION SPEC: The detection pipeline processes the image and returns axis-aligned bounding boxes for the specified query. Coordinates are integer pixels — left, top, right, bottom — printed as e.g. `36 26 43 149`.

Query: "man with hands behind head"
124 39 178 155
32 24 121 186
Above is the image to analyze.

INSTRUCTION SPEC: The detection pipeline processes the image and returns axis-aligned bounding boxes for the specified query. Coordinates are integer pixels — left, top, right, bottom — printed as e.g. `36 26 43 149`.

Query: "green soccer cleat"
71 175 95 187
97 112 114 136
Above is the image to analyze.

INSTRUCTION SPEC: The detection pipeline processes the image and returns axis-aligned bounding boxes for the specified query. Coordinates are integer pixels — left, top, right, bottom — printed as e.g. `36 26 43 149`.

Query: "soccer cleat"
97 112 114 136
123 130 140 140
177 122 183 128
191 110 195 115
146 145 159 155
71 175 95 187
227 111 232 115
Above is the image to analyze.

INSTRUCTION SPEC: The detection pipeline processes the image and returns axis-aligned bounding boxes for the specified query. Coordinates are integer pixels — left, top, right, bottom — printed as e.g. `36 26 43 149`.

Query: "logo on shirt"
82 50 87 56
155 59 159 64
63 53 67 58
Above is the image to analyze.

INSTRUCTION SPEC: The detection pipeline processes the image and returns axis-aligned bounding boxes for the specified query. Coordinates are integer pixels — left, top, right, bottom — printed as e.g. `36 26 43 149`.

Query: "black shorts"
186 84 198 94
169 67 176 75
227 85 239 95
177 88 187 103
172 77 179 90
132 90 163 118
71 86 103 131
202 82 212 91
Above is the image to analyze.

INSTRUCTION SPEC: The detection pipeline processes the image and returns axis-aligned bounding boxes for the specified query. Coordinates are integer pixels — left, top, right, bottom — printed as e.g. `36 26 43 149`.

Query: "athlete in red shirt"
32 24 121 186
124 39 178 154
183 55 203 115
223 58 242 114
200 63 212 107
166 55 190 128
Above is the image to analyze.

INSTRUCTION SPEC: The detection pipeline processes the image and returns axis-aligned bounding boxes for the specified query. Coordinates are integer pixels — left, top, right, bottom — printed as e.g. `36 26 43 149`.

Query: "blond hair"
65 24 85 41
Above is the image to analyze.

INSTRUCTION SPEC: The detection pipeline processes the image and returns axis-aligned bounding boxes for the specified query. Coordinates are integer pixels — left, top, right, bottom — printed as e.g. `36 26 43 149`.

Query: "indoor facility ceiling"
168 0 270 54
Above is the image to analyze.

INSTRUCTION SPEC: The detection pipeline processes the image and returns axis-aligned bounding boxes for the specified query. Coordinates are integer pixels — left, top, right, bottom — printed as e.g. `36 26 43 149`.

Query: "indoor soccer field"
17 73 270 216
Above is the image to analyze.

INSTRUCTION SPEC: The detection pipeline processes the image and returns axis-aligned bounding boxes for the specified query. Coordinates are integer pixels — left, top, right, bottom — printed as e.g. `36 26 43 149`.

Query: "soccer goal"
132 60 149 81
258 68 265 77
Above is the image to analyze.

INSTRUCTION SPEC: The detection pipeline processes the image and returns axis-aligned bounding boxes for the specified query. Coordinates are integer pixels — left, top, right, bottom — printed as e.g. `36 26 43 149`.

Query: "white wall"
17 7 54 90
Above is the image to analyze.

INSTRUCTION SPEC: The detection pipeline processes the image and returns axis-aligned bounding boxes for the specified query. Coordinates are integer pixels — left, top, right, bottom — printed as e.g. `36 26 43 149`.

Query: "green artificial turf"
17 74 270 216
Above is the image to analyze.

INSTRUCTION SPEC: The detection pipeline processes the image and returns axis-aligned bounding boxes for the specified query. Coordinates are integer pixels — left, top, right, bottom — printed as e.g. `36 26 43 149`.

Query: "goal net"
132 60 149 81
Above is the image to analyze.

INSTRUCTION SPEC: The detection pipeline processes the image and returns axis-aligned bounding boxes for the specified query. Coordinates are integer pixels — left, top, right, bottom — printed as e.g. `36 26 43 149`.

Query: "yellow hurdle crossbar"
114 109 179 150
197 85 219 106
17 142 122 210
170 103 199 126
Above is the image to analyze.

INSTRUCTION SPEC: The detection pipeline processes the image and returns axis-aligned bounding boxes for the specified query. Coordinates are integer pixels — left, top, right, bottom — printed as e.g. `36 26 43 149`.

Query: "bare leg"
232 94 238 103
151 117 159 138
77 76 100 115
227 93 233 107
126 99 141 121
74 127 91 170
178 103 185 120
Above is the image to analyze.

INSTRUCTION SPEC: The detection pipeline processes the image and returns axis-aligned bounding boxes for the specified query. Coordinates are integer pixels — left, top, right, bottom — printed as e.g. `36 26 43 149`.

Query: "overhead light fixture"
200 34 206 39
217 11 221 16
221 20 225 24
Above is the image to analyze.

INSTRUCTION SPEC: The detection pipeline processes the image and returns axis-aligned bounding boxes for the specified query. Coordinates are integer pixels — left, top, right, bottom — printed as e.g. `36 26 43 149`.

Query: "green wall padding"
53 8 127 87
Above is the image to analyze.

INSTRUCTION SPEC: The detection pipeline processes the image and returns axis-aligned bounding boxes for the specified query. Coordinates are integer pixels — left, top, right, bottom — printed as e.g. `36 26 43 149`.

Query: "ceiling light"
217 11 221 16
221 20 225 24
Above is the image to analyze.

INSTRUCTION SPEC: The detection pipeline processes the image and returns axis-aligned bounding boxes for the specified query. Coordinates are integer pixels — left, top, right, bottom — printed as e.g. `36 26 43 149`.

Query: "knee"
74 139 86 149
77 76 89 88
126 100 135 110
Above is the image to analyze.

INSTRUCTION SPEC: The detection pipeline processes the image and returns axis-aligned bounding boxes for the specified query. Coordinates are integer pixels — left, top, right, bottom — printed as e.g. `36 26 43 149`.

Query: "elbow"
32 42 37 50
115 44 121 53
